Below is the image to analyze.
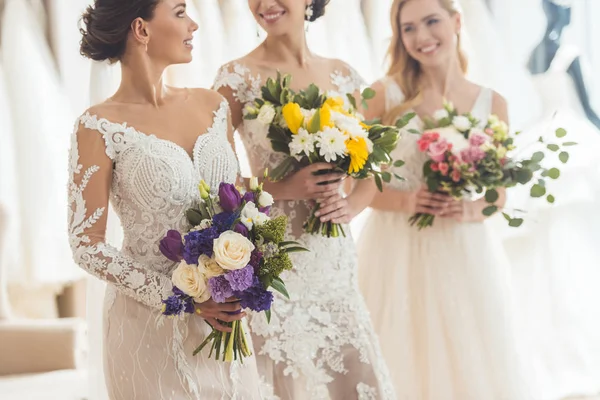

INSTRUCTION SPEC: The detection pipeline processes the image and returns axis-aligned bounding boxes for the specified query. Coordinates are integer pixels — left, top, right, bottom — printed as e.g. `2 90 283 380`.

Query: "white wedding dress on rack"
318 0 376 82
0 60 22 286
456 1 600 398
47 0 92 114
219 0 261 61
361 0 394 77
496 44 600 400
1 0 81 286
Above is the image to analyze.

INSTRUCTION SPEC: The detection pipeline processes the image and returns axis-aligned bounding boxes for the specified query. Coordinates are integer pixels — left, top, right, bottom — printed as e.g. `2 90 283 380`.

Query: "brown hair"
384 0 468 124
80 0 161 63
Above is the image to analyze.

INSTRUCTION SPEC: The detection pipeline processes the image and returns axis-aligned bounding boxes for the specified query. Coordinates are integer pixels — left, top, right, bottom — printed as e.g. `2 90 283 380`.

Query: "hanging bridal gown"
1 0 82 285
495 45 600 400
193 0 227 84
318 0 376 82
214 61 395 400
68 98 264 399
219 0 261 61
47 0 92 114
457 0 543 131
361 0 395 77
0 60 22 291
357 77 533 400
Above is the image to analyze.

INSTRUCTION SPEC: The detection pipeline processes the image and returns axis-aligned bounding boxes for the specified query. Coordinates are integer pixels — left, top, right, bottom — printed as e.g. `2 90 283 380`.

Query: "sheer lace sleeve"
213 62 262 129
67 121 173 310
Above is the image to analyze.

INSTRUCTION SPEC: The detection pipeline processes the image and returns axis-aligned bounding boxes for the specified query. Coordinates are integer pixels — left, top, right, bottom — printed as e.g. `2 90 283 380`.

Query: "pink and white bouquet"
159 177 306 361
409 102 574 229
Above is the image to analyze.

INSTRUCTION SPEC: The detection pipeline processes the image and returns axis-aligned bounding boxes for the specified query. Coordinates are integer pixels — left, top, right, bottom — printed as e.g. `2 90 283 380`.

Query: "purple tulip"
242 191 256 204
259 206 271 215
234 223 249 237
159 230 183 262
218 183 242 212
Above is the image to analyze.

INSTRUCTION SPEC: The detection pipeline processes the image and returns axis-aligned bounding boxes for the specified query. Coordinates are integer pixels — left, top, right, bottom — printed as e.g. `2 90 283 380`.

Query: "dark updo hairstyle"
305 0 330 22
80 0 161 63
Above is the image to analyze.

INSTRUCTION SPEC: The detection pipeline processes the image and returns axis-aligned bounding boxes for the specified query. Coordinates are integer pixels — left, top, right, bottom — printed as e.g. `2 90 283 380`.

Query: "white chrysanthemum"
289 128 316 156
433 109 449 121
332 112 368 139
452 115 472 131
316 126 347 162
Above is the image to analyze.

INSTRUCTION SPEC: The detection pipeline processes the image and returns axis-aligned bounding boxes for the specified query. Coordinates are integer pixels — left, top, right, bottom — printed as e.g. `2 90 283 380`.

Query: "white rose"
241 202 260 229
258 191 274 207
433 109 449 121
434 126 470 153
249 176 259 191
257 104 276 125
198 254 224 279
452 116 472 131
253 212 271 226
172 260 210 302
213 231 255 271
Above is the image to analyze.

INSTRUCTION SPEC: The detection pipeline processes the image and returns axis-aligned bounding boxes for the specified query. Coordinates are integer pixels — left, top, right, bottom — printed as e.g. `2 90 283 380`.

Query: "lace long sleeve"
67 122 173 310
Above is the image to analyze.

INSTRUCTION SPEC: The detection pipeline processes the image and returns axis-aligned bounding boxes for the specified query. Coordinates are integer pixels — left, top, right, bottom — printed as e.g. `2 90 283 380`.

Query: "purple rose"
218 183 242 212
208 275 234 303
159 230 183 262
183 227 219 263
224 265 255 292
242 191 256 204
235 277 273 312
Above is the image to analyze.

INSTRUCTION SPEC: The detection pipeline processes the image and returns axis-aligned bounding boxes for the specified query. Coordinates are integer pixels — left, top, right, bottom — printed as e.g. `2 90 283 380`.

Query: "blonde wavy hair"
383 0 468 125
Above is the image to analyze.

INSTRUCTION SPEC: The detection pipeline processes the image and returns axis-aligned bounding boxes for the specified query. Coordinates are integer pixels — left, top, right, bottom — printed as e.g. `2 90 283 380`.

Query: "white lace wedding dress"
214 62 395 399
356 77 533 399
67 99 263 399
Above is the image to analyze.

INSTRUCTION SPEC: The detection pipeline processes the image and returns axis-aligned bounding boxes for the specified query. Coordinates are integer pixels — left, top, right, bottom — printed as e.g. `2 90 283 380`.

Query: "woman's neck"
260 31 312 67
112 53 168 107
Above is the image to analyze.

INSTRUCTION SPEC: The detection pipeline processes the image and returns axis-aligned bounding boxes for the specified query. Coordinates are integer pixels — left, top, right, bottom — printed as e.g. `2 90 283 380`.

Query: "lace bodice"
213 62 364 238
380 76 493 192
68 100 239 309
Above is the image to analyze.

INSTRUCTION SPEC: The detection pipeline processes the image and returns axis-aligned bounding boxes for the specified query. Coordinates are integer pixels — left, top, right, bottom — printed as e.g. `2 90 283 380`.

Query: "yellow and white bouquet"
245 73 409 237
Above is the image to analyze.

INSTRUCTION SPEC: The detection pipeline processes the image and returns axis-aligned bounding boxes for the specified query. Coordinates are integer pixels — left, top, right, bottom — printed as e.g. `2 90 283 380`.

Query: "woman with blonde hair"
357 0 533 398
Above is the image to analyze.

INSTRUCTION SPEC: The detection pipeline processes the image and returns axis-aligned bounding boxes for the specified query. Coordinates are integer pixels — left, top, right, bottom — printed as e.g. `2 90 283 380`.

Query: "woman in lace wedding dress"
69 1 262 398
213 1 395 399
357 0 533 398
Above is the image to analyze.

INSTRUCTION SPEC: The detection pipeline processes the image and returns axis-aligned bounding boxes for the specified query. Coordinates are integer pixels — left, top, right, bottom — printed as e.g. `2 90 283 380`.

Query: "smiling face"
143 0 199 64
248 0 310 37
398 0 461 69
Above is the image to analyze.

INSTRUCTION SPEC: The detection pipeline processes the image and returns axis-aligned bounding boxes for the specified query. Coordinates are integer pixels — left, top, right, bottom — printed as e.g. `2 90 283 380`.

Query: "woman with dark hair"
214 1 395 398
69 1 262 398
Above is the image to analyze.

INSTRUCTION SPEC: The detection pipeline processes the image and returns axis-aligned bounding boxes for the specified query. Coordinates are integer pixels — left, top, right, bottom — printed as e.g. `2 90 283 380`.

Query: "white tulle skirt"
357 210 534 400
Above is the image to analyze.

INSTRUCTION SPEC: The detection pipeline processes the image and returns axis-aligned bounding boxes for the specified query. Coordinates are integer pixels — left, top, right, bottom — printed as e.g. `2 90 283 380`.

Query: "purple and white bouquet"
159 177 306 362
